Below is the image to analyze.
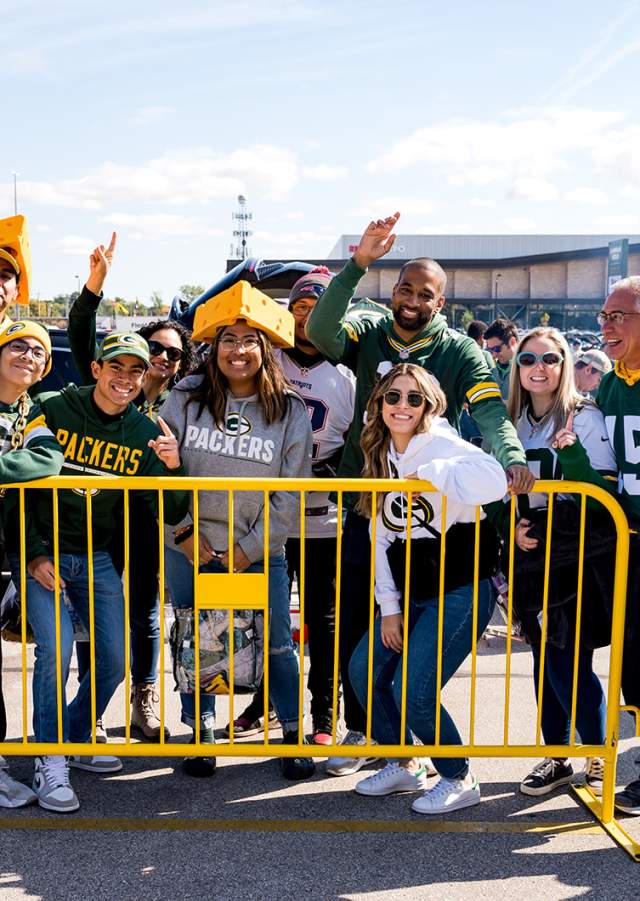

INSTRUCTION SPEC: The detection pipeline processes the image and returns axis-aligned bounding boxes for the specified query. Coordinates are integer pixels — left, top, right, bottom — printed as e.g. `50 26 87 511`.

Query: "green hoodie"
0 396 64 531
14 385 189 560
306 260 526 507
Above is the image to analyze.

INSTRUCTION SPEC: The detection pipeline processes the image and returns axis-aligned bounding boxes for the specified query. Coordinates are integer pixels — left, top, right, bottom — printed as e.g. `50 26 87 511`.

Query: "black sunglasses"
147 340 184 362
382 389 427 408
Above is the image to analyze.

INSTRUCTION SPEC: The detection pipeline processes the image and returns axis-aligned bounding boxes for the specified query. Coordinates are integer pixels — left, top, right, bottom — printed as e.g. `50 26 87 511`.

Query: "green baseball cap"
97 332 150 368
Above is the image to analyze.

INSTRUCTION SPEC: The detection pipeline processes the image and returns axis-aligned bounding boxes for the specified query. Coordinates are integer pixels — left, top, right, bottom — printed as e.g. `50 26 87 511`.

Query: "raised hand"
148 416 181 469
353 212 400 269
552 409 576 450
86 231 117 296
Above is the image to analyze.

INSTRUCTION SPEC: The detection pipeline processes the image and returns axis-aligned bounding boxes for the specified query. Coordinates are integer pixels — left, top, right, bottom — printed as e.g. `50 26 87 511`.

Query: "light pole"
494 273 502 321
11 172 19 216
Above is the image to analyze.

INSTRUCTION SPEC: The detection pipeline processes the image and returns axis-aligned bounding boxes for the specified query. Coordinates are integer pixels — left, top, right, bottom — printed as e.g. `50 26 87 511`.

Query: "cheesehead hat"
192 280 294 348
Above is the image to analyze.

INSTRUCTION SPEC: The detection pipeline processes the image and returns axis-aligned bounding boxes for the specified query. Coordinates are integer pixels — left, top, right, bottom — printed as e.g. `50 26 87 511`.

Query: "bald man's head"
398 258 447 293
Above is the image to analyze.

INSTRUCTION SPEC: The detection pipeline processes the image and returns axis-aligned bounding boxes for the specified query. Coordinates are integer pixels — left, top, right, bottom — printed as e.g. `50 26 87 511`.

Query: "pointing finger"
566 409 575 432
157 416 174 438
107 231 117 255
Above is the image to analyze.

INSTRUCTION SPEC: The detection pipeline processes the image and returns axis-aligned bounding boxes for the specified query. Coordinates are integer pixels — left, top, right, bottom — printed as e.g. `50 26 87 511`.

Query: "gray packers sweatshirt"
159 375 313 562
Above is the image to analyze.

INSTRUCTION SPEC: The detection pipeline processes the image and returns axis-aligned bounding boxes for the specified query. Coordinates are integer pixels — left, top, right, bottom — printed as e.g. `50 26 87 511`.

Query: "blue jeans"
349 580 495 779
530 638 606 746
165 546 301 733
9 552 125 743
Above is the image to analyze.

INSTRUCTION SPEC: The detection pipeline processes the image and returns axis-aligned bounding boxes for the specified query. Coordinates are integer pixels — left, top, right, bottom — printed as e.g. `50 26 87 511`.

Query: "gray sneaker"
326 730 377 776
0 769 37 808
69 755 123 774
32 756 79 813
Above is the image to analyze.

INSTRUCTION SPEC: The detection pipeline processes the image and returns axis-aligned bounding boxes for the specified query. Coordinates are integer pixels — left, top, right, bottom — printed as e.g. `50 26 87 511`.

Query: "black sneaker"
615 777 640 816
279 730 316 781
520 758 574 796
183 729 216 778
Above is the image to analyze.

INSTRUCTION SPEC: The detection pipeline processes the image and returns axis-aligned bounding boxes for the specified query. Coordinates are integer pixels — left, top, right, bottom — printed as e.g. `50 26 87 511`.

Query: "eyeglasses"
382 389 427 408
486 342 504 354
147 340 184 362
219 335 261 352
7 339 48 365
290 301 314 317
596 310 640 326
516 350 564 368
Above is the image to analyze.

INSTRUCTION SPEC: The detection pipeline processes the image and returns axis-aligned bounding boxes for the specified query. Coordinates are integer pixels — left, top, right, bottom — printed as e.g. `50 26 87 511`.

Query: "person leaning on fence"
227 267 356 746
502 328 618 799
68 233 196 742
159 312 316 781
0 321 63 809
305 212 533 776
347 363 507 814
597 275 640 816
6 333 189 814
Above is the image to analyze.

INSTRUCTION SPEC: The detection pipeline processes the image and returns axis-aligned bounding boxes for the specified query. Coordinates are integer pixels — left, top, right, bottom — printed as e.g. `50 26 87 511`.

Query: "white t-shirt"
278 351 355 538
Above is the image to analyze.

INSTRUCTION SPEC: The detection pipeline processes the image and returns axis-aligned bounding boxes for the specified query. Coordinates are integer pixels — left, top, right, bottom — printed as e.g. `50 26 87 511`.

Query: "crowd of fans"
0 213 638 821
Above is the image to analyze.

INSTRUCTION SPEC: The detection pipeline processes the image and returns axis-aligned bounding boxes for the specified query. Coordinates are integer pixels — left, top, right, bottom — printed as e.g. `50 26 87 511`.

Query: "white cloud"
54 235 96 256
101 212 223 240
503 217 537 230
352 196 437 217
302 164 349 181
596 214 639 229
365 108 628 196
11 144 300 210
564 186 608 204
508 177 559 203
469 198 496 208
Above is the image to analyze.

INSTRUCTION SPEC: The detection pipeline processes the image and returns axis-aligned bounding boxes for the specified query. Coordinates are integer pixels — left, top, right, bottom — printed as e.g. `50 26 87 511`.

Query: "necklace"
0 394 30 497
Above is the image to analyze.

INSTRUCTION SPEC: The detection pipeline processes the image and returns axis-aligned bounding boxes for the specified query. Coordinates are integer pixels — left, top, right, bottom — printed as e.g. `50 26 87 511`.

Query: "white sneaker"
33 756 79 813
326 730 377 776
0 769 37 808
411 773 481 815
69 755 123 773
356 763 428 796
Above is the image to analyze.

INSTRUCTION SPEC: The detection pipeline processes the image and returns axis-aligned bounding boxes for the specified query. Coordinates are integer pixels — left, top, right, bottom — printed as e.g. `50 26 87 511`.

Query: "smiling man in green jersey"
597 275 640 816
306 212 532 774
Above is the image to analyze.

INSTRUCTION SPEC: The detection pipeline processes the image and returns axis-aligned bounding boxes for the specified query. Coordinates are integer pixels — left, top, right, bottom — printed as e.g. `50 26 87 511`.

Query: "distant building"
227 234 640 330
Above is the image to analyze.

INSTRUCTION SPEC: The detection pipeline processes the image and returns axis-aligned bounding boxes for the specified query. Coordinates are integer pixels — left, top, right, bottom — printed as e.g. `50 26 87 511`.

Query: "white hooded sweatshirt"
374 417 508 616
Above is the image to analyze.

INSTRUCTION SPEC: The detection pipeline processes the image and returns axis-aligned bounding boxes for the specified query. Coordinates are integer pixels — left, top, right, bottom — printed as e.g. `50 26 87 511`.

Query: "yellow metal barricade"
0 475 637 859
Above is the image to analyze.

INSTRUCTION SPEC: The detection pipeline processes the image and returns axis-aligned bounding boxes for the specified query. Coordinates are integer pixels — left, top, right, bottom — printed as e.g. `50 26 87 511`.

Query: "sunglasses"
516 351 564 368
382 389 427 408
147 340 184 362
486 342 504 354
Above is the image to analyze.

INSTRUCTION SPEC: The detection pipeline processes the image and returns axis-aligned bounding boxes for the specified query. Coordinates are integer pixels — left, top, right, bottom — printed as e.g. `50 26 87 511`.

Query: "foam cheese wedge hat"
192 280 295 348
0 215 32 305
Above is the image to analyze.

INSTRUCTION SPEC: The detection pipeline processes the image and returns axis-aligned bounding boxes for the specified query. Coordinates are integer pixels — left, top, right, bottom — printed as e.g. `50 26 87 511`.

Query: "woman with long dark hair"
160 315 315 781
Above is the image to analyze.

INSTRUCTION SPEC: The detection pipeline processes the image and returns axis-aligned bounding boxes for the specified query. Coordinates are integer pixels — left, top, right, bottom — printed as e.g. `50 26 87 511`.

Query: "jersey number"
525 447 562 481
606 414 640 496
305 398 329 460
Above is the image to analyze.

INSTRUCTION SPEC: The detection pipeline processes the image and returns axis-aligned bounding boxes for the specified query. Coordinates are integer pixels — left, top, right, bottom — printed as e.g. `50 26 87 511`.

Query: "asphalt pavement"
1 612 639 901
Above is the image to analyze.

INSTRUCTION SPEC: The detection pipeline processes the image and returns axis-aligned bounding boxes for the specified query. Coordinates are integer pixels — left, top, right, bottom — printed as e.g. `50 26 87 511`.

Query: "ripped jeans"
164 546 300 733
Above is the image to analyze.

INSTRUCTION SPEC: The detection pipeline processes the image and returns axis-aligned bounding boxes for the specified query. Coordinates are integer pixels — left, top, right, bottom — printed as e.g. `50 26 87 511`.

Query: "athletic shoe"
183 729 216 778
95 718 108 744
223 708 278 738
519 758 574 796
279 730 316 781
615 778 640 816
584 757 604 796
32 756 79 813
326 730 377 776
0 755 8 770
412 773 481 814
0 769 37 808
355 763 428 797
312 718 334 746
69 755 123 774
131 684 170 742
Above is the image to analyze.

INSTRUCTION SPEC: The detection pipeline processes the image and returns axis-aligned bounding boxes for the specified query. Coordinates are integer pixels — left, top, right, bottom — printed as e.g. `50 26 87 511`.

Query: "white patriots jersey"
516 403 616 509
277 351 356 538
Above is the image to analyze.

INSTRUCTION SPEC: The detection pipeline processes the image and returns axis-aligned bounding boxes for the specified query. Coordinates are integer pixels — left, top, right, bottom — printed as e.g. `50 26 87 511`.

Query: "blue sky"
4 0 640 301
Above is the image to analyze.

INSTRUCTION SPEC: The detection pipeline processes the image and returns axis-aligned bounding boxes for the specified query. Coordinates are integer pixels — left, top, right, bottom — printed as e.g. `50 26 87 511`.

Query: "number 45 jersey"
597 370 640 522
278 351 356 538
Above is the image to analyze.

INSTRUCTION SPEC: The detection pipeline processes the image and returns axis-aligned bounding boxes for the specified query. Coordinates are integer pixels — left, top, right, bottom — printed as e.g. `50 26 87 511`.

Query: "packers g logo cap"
0 319 52 375
97 332 150 367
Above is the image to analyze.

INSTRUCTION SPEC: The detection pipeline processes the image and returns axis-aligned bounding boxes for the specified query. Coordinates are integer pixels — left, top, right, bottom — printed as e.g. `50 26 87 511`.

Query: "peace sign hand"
353 212 400 269
86 231 117 296
148 416 181 470
552 409 576 450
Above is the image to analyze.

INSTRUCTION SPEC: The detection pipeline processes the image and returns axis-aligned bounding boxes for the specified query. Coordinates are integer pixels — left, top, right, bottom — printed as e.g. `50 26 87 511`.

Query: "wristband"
174 524 194 546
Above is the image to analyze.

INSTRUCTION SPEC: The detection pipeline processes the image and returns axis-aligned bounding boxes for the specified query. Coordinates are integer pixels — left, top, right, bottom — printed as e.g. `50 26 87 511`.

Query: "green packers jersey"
597 370 640 522
306 259 526 505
